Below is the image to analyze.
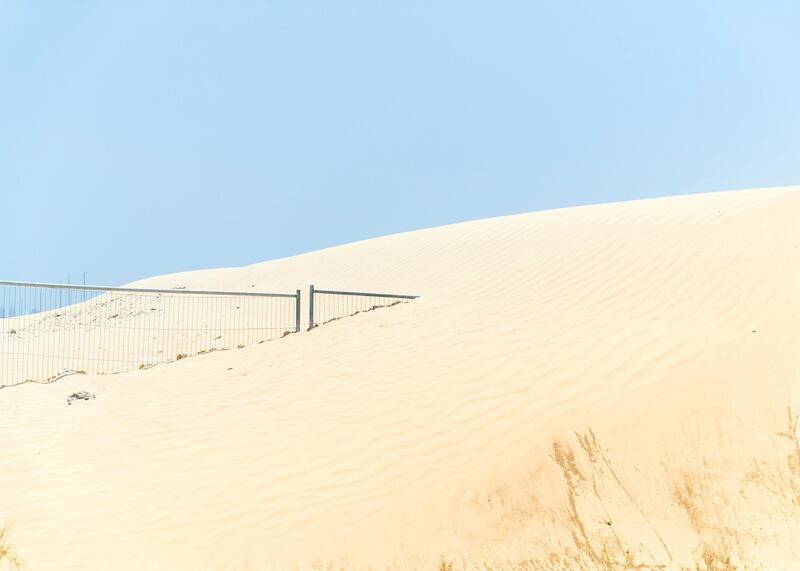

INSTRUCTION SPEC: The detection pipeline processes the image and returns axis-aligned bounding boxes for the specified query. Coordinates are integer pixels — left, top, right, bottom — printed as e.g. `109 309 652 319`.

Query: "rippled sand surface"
3 188 800 569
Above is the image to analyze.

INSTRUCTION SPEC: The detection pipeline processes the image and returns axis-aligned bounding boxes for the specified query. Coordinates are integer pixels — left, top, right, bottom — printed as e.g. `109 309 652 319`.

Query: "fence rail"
0 281 301 388
0 280 300 297
308 284 418 330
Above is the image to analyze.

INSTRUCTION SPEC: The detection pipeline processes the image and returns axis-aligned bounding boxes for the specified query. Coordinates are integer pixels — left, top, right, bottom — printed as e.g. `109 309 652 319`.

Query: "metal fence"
307 285 418 330
0 281 300 387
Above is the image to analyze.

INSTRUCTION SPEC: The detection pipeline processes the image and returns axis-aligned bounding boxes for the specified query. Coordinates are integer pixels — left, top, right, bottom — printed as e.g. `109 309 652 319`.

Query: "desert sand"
2 187 800 569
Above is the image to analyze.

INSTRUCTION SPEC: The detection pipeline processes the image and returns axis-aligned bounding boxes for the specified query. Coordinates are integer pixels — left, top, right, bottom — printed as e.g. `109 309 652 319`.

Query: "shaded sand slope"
2 188 800 569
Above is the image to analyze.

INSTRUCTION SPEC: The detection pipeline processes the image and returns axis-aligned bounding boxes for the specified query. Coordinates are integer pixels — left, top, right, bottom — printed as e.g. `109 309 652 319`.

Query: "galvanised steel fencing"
307 285 418 330
0 281 300 388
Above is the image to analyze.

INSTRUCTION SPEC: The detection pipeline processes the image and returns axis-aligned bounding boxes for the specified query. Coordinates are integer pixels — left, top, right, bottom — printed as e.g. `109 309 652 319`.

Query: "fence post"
295 289 301 333
308 284 315 330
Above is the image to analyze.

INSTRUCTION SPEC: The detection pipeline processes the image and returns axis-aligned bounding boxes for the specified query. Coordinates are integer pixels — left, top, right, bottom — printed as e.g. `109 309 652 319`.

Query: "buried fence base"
307 285 418 331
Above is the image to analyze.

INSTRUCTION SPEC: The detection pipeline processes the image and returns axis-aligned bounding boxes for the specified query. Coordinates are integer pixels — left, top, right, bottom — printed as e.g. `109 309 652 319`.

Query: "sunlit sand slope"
2 188 800 569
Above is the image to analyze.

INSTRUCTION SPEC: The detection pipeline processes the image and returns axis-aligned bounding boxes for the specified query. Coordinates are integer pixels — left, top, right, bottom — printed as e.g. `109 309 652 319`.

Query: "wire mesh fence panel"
0 282 299 388
308 286 418 330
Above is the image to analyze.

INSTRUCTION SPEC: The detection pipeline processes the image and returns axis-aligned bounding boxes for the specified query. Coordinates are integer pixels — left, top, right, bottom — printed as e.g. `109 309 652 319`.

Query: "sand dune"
3 188 800 569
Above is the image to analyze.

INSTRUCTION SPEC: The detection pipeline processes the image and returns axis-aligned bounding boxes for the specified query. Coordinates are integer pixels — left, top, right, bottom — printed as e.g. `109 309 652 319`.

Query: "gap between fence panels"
0 282 418 388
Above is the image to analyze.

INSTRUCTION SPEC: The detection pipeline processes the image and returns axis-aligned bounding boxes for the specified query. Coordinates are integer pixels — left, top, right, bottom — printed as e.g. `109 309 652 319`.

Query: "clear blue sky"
3 1 799 286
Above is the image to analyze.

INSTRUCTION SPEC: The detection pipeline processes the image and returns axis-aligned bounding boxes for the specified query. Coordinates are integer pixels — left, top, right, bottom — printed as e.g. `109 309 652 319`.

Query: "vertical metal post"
294 289 301 333
308 284 315 330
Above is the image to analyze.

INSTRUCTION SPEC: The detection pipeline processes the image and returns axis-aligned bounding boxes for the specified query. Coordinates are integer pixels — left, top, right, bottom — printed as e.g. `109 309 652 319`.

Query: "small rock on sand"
67 391 95 405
